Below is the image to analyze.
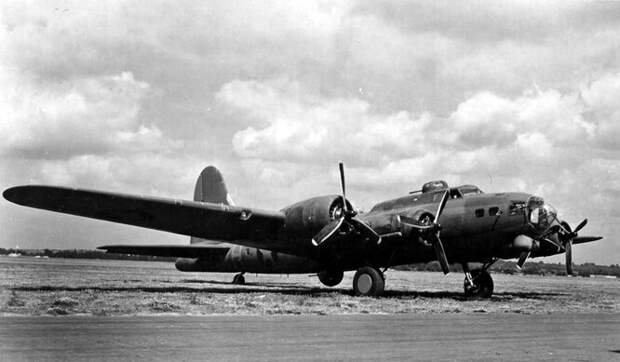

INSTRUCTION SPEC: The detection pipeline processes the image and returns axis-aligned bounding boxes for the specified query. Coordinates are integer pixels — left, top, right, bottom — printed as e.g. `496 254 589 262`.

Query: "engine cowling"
398 209 434 238
280 195 352 239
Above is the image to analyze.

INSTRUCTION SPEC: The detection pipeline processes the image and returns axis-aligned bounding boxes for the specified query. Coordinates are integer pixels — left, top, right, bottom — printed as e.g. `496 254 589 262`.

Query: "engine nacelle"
280 195 352 238
175 258 203 271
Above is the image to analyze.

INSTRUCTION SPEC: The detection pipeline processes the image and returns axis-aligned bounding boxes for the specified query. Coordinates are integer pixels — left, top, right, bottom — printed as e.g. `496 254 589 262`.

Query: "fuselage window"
489 207 499 216
475 208 484 217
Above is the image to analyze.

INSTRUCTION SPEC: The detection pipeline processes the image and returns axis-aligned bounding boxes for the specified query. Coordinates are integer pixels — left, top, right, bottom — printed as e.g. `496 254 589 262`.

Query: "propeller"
559 219 587 275
400 190 451 274
516 224 562 270
518 218 590 274
311 163 380 247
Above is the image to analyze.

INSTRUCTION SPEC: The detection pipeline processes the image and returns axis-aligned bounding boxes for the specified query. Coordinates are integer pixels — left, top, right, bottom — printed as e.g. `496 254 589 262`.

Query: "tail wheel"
464 270 494 299
318 269 344 287
353 267 385 297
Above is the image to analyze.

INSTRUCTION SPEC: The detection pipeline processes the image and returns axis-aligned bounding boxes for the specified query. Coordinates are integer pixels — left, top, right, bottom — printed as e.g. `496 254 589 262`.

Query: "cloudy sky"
1 0 619 264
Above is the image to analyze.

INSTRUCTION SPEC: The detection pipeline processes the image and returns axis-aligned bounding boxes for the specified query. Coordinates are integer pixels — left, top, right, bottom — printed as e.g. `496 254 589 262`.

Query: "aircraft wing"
3 185 289 251
97 244 230 258
573 236 603 244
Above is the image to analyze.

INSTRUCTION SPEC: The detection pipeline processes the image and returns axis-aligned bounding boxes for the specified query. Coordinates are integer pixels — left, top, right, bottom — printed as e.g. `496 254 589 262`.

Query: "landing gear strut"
353 266 384 296
232 272 245 285
463 262 494 299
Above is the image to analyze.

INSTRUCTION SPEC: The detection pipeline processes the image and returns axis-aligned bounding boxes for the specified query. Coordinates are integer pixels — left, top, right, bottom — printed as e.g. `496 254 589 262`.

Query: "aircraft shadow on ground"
10 283 566 300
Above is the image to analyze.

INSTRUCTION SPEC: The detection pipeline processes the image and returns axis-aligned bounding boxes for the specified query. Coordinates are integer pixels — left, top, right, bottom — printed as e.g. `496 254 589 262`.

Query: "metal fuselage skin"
177 189 557 274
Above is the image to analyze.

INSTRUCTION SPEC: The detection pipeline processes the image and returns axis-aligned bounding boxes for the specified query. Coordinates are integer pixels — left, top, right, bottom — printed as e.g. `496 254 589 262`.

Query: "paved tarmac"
1 314 619 361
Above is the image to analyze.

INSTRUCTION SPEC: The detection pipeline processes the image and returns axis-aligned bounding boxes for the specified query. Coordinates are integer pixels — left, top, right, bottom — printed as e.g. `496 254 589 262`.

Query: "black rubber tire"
232 274 245 285
464 270 494 299
318 269 344 287
353 267 385 297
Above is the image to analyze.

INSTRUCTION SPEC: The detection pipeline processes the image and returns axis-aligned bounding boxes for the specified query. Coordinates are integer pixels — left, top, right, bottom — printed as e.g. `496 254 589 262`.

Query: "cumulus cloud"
218 78 434 166
0 70 173 159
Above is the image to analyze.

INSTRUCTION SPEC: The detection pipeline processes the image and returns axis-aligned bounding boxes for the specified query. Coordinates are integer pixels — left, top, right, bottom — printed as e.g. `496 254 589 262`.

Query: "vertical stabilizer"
194 166 235 205
191 166 234 244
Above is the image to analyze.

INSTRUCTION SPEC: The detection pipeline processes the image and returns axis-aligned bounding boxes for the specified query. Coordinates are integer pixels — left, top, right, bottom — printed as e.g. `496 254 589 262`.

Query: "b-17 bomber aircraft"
3 163 602 298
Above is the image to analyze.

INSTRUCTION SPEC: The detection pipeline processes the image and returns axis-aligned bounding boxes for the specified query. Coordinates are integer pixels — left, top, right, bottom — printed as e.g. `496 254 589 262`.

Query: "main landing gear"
353 266 385 297
232 272 245 285
463 262 495 299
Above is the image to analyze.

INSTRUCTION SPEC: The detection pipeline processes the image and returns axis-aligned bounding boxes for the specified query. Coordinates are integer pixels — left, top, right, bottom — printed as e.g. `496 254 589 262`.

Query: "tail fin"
193 166 235 205
190 166 234 245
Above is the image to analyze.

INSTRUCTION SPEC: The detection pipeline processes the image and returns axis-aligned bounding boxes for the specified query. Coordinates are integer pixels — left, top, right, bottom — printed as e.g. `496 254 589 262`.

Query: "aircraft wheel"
232 273 245 285
464 270 493 299
318 269 344 287
353 267 385 297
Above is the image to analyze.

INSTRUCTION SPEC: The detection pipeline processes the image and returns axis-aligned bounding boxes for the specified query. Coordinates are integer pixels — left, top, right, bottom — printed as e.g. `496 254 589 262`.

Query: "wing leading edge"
4 185 286 249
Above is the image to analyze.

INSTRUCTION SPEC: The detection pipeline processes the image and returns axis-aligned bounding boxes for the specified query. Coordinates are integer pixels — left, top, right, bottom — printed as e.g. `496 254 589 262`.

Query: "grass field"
1 256 618 316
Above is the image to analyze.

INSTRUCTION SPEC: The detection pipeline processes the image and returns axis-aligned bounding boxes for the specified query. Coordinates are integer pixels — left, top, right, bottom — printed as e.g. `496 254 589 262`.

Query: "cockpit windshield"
527 196 558 230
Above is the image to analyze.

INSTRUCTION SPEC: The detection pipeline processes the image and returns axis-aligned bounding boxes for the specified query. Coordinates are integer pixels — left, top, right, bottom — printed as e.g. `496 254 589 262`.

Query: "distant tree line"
0 248 175 262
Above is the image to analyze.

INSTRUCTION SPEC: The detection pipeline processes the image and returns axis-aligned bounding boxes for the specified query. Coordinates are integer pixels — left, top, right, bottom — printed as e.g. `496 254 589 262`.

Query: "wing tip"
3 185 30 204
3 185 61 205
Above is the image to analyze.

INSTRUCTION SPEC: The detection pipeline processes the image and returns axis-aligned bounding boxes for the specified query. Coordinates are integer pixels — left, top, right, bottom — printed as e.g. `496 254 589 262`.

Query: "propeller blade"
434 190 450 226
566 239 573 275
312 218 345 246
516 251 530 270
430 234 450 274
573 236 602 244
338 162 347 212
573 218 588 234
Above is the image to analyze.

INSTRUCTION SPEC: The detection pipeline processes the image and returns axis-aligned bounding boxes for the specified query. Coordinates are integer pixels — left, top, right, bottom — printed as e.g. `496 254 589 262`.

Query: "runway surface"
2 314 619 361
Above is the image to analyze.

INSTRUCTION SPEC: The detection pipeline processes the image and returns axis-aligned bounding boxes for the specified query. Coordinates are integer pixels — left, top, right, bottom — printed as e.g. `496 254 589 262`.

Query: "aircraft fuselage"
176 190 559 274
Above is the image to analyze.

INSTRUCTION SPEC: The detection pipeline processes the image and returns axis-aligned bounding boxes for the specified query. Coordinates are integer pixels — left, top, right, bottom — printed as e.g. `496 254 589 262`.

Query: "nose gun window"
509 201 526 215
